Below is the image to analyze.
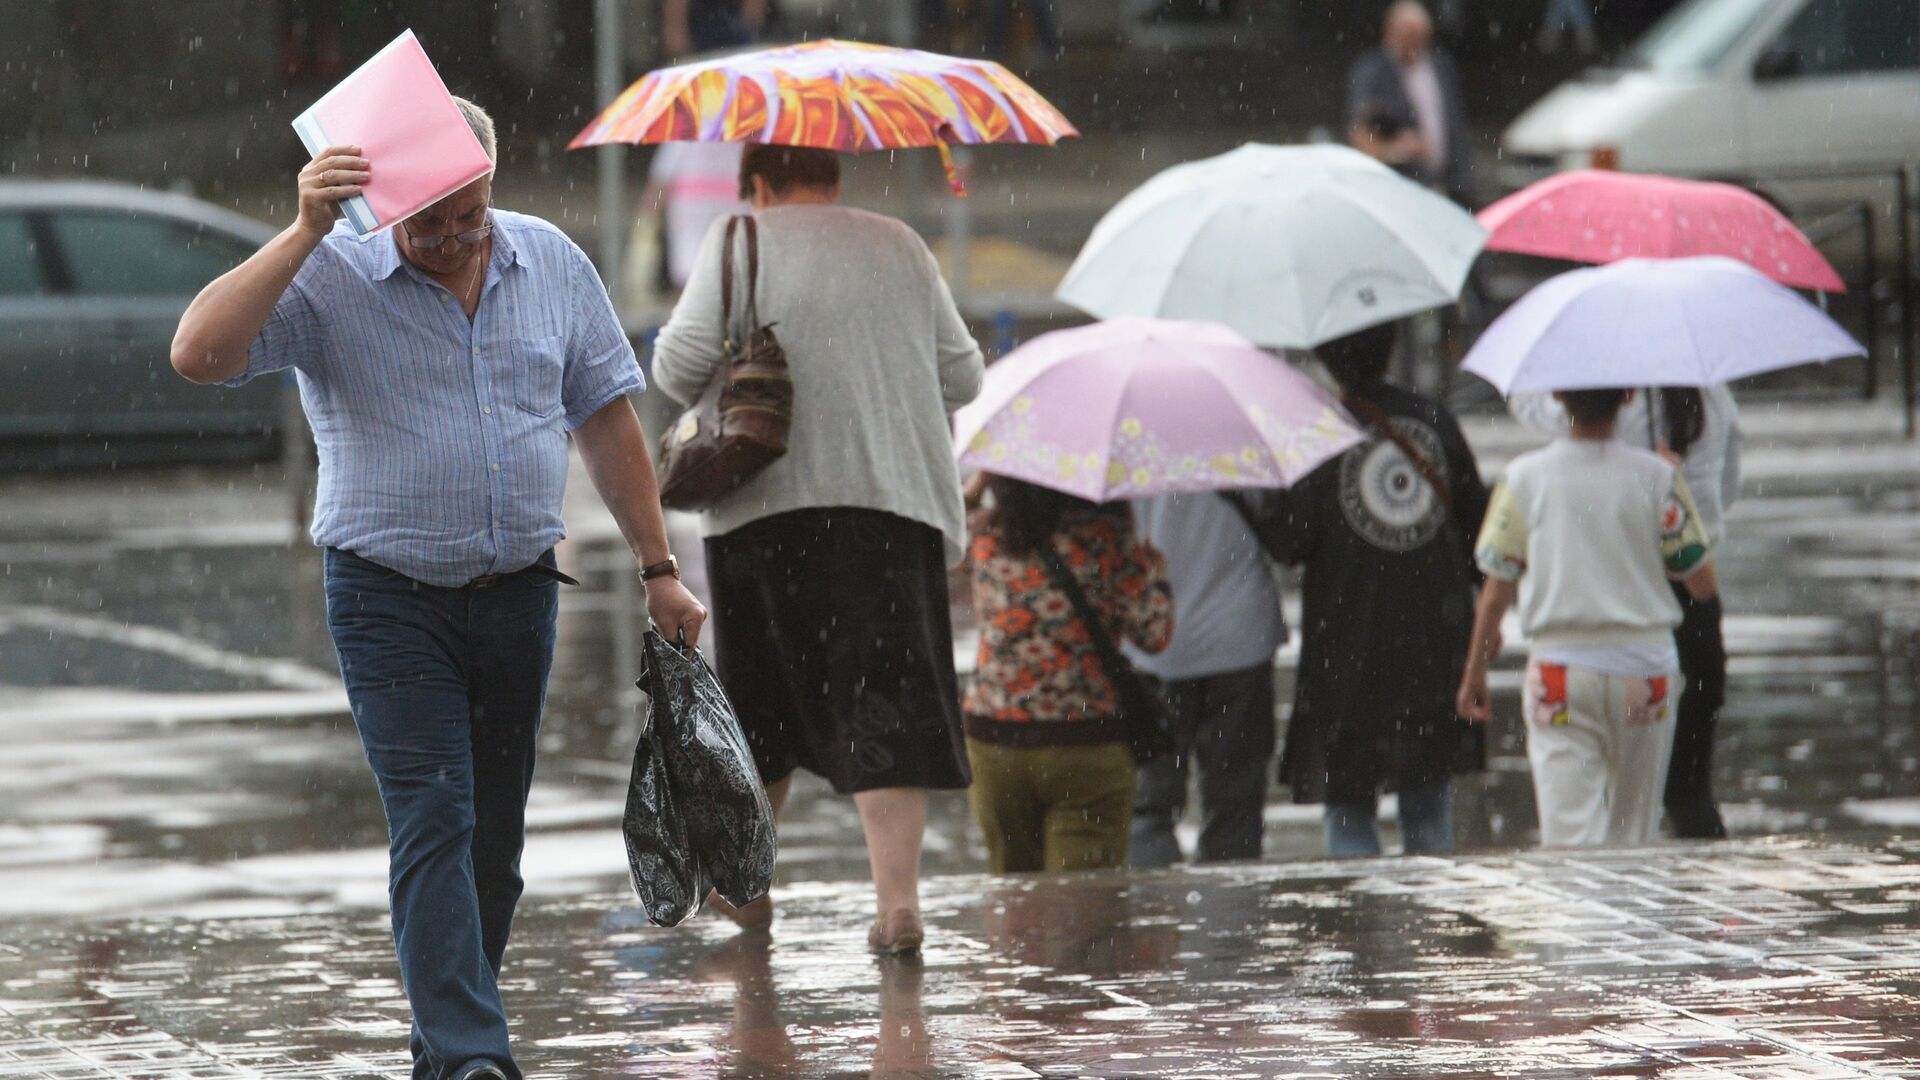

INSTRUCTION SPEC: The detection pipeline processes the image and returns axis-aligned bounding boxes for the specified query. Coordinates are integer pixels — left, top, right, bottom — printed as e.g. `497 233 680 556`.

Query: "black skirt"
704 507 972 795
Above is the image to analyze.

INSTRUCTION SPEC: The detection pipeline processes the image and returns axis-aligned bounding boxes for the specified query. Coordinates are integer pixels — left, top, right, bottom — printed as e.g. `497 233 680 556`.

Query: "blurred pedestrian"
965 476 1173 873
1536 0 1601 55
169 100 706 1080
643 141 746 291
1459 389 1718 847
985 0 1063 67
663 0 770 58
651 145 985 955
1511 386 1741 839
1266 323 1489 856
1347 0 1473 204
1125 491 1285 867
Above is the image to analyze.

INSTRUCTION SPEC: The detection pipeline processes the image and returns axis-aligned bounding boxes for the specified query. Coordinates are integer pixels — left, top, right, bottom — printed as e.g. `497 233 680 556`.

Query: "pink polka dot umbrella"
1477 170 1846 293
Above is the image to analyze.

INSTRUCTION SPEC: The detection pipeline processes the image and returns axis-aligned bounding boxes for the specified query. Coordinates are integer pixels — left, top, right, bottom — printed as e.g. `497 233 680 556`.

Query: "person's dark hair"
738 143 841 200
1358 104 1411 141
1660 387 1706 457
1559 387 1632 427
1315 321 1398 398
986 474 1111 557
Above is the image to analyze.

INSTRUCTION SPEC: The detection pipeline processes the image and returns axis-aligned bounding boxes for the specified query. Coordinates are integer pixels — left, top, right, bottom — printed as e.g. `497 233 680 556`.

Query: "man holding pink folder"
170 98 706 1080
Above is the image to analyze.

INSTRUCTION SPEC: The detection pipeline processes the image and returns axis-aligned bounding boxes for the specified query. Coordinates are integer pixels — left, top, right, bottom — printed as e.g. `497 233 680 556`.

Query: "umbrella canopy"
1055 143 1488 349
1478 169 1846 293
1462 256 1864 395
568 39 1076 192
954 317 1364 502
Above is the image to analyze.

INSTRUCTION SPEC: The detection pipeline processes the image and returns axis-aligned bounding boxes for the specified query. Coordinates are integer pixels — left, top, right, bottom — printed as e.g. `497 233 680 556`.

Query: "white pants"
1523 659 1676 847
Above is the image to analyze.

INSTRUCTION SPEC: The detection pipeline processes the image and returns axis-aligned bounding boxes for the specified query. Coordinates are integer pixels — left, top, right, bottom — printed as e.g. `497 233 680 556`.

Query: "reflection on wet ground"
6 836 1920 1077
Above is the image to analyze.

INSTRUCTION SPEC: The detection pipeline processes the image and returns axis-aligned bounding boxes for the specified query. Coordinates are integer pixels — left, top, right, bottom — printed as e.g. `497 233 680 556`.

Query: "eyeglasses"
401 211 493 250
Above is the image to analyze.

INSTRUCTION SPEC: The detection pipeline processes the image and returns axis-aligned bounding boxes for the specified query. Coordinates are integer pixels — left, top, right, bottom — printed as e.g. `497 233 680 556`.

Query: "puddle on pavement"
5 839 1920 1077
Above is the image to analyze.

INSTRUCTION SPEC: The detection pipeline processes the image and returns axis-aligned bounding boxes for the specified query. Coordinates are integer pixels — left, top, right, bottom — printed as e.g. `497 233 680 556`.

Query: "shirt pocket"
506 334 566 418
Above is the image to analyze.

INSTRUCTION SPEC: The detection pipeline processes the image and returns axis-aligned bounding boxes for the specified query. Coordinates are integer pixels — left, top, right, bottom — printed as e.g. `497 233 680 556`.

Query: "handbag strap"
1345 393 1453 515
719 215 740 350
1038 544 1138 699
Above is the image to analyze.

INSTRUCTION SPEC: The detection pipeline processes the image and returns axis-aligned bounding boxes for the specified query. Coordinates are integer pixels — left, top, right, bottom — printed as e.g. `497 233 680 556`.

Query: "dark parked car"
0 180 284 466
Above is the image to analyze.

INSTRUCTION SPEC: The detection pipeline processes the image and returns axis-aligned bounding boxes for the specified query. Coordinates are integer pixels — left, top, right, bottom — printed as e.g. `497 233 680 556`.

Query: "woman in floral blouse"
964 474 1174 873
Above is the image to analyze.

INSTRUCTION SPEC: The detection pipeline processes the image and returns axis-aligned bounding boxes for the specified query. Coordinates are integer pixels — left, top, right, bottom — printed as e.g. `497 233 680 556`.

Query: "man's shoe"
868 907 924 956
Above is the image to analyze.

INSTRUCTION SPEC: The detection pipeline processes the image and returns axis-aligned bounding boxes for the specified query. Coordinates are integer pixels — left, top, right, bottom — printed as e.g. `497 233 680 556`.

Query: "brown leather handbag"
658 215 793 510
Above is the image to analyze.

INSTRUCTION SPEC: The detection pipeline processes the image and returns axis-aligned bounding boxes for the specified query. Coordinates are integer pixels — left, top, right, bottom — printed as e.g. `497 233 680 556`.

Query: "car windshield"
1624 0 1776 72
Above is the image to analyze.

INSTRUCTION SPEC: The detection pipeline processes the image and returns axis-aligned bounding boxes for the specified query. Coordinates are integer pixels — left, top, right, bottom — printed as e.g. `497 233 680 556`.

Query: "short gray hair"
453 96 497 163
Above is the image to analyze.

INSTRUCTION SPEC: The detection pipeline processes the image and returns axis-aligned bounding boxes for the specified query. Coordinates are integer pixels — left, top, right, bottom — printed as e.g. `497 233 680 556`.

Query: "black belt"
463 561 581 589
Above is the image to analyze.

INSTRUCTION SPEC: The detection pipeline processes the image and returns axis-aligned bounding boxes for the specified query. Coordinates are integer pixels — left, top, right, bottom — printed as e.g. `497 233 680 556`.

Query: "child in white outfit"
1457 388 1718 847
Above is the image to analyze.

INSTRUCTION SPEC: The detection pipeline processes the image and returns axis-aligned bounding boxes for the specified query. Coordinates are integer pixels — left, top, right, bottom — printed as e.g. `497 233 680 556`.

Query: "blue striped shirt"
231 211 645 586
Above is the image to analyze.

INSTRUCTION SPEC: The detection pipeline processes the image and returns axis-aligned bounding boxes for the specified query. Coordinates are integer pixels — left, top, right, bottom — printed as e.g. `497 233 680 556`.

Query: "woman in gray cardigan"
651 145 986 955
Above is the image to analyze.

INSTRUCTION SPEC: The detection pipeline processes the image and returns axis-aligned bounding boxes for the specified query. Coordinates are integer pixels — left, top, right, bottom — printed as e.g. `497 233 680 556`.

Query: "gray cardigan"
651 204 985 565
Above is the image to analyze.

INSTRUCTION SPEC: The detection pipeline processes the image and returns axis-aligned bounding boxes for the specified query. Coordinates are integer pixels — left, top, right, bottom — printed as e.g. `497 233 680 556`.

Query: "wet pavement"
5 399 1920 1075
7 835 1920 1077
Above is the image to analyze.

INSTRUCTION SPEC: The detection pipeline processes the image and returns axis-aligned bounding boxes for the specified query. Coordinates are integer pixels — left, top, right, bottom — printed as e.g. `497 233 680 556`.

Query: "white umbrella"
1055 143 1487 349
1462 255 1864 395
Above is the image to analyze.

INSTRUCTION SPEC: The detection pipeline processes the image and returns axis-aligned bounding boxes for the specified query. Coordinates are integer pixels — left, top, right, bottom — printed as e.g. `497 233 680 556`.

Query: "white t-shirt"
1476 439 1713 677
1125 492 1287 681
1509 386 1741 545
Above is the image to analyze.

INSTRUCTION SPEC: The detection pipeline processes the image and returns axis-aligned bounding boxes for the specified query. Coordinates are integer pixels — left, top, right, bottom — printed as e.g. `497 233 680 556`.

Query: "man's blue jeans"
1324 780 1454 857
324 548 560 1080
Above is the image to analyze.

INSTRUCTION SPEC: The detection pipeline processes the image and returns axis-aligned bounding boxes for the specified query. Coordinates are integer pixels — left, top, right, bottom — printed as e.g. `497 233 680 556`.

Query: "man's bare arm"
170 146 368 384
573 396 710 645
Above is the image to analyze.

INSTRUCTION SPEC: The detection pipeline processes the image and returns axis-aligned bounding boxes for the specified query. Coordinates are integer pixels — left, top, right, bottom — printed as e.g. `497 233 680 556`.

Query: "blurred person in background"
1347 0 1473 204
1536 0 1601 55
643 141 747 292
663 0 770 57
965 476 1173 874
169 99 706 1080
651 145 984 956
985 0 1063 67
1511 386 1741 839
1125 490 1286 868
1269 322 1489 856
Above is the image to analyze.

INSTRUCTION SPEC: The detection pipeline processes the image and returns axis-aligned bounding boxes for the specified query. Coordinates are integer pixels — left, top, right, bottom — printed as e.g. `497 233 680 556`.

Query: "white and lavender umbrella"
1463 256 1864 395
954 317 1364 502
1055 143 1488 349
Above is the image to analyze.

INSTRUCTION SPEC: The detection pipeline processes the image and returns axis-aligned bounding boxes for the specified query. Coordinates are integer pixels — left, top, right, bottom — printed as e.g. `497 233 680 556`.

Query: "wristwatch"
640 555 681 583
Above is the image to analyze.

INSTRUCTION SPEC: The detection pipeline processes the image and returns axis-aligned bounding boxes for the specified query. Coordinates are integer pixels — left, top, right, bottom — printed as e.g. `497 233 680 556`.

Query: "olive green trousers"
966 738 1136 873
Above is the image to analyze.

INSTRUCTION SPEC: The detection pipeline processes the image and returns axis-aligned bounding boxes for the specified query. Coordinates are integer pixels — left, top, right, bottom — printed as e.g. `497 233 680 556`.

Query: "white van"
1501 0 1920 213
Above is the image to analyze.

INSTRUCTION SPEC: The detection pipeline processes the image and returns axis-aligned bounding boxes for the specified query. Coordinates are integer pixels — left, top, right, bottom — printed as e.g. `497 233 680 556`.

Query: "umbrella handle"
936 127 967 198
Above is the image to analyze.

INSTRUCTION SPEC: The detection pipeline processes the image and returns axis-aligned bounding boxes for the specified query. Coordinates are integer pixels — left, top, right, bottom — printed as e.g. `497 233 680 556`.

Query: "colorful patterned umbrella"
1478 170 1846 292
954 318 1364 502
568 39 1077 194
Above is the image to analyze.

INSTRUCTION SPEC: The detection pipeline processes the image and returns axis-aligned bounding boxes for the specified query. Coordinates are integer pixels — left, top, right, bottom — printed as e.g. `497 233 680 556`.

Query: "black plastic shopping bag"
622 630 778 924
642 630 778 909
621 668 709 927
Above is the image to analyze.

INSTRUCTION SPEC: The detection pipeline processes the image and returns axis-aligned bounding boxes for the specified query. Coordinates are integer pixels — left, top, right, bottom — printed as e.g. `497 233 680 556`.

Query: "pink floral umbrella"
954 318 1364 502
1478 170 1846 293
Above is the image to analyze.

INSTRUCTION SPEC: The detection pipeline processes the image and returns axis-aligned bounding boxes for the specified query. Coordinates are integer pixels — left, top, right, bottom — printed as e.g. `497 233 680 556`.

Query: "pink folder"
291 30 493 236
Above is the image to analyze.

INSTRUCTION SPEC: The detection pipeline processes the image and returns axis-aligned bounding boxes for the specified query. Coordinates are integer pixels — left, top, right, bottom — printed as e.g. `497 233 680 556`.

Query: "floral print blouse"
964 509 1174 745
